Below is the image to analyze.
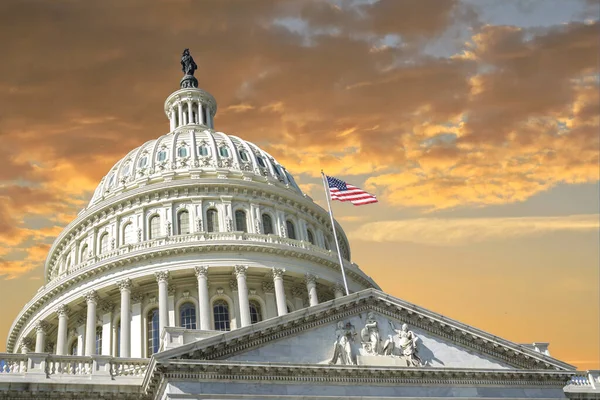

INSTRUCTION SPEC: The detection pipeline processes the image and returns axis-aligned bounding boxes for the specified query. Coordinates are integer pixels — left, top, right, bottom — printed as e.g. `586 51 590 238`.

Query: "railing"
63 232 339 278
565 370 600 393
0 353 149 381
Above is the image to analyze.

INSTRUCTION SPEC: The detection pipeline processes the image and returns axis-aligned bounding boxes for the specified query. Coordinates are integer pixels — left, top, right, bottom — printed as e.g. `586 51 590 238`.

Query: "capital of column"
56 304 70 317
117 278 132 292
305 274 318 286
234 265 248 278
272 268 285 280
35 320 49 334
84 290 99 305
194 265 209 278
155 270 170 283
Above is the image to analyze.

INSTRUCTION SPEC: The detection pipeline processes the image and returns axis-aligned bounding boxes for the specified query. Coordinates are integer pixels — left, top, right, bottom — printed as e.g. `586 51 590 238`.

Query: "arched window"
99 233 109 254
122 223 134 245
149 215 160 239
177 146 188 158
324 237 331 251
179 302 197 329
157 150 167 162
206 209 219 233
95 326 103 355
177 210 190 235
238 150 249 162
235 210 247 232
66 256 72 271
219 147 230 158
213 300 230 331
286 220 296 240
307 229 315 245
122 163 131 177
147 309 160 356
198 145 209 156
262 213 274 235
249 300 262 324
257 157 266 168
138 156 148 168
80 244 88 261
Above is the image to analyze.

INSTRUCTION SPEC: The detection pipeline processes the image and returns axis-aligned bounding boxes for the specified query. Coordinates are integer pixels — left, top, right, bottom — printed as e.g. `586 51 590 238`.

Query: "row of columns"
31 268 347 356
169 101 212 131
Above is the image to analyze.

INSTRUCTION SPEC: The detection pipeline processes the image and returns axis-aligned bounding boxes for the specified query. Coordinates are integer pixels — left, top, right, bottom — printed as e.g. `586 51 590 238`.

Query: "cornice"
8 239 377 353
143 359 575 396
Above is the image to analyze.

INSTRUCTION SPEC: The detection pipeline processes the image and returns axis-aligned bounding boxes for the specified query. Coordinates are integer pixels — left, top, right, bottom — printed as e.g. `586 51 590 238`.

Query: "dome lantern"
164 49 217 131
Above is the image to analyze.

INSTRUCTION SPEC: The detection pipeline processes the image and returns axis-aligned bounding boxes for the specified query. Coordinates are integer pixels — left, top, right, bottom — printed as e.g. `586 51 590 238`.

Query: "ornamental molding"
144 359 575 397
158 290 573 372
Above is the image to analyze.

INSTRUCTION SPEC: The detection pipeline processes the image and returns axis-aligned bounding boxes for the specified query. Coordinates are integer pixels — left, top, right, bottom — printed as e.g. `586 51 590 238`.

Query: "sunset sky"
0 0 598 369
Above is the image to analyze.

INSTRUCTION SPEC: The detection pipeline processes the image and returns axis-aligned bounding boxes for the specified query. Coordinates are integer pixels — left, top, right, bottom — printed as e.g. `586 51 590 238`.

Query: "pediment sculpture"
358 311 424 367
328 321 357 365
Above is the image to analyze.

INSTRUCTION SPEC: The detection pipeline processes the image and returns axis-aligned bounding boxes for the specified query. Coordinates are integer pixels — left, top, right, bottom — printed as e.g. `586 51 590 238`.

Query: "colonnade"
169 100 213 130
29 267 347 358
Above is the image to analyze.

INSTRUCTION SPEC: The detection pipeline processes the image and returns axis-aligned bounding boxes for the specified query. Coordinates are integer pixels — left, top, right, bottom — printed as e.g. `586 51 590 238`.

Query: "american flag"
326 175 378 206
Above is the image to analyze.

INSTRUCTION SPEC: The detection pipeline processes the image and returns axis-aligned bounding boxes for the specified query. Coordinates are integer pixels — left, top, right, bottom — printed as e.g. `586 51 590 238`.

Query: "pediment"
155 289 574 371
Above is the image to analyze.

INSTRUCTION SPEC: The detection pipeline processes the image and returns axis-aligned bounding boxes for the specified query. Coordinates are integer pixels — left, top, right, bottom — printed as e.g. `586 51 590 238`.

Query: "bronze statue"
181 48 197 76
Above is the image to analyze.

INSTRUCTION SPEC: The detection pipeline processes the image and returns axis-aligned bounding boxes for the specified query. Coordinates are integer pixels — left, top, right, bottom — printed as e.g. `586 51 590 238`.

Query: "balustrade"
0 353 148 379
54 232 339 282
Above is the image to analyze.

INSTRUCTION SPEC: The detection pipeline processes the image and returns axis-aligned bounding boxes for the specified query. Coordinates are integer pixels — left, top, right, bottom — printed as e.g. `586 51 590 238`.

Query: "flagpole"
321 170 350 296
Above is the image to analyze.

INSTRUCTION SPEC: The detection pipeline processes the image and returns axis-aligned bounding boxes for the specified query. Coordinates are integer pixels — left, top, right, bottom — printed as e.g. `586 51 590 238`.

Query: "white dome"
88 129 303 207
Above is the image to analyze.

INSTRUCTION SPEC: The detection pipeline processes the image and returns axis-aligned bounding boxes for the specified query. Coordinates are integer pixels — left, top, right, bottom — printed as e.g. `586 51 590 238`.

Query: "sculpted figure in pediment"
360 311 381 355
382 321 423 366
329 321 356 365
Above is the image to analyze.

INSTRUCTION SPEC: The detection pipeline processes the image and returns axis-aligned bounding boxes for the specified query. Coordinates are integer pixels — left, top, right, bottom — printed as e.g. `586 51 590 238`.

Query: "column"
177 103 183 128
20 338 33 372
130 292 143 358
305 274 319 307
168 286 176 327
198 103 204 125
155 271 169 334
187 101 193 124
234 265 251 327
332 283 345 299
117 278 132 357
194 266 211 330
169 109 176 131
272 268 288 316
55 305 70 355
34 321 48 353
84 290 99 356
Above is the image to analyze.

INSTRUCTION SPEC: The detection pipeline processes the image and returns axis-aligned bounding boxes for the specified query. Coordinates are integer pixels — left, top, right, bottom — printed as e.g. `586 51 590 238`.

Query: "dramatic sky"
0 0 598 368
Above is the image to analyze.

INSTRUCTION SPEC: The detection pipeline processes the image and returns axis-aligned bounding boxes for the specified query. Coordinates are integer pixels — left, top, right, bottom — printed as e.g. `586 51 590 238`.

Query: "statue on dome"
181 48 197 76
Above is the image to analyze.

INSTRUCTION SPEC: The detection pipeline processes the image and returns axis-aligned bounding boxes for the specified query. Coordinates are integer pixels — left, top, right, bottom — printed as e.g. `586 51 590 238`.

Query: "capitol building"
0 50 597 400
